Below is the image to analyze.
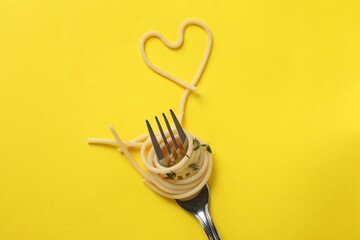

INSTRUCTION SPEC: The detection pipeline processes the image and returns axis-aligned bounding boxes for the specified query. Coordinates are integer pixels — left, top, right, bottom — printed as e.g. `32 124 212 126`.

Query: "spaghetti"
88 19 213 199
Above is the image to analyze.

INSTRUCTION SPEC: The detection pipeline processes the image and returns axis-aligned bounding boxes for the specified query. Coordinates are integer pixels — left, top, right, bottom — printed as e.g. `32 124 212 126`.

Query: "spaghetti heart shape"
140 19 213 92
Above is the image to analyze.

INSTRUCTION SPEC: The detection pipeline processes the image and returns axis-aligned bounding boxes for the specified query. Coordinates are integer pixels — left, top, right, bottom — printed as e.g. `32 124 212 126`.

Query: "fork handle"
194 205 221 240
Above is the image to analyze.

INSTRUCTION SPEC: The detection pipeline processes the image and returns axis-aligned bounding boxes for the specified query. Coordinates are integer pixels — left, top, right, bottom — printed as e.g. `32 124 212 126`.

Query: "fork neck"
193 204 221 240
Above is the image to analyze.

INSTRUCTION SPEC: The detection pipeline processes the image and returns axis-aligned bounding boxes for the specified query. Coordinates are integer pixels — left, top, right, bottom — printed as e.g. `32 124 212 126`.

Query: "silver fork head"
146 110 187 166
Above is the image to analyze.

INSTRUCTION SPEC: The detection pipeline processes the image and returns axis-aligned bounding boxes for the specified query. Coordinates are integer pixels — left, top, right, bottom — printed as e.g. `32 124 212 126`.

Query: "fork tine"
163 113 184 161
163 113 179 150
146 120 164 161
170 109 187 145
155 116 172 155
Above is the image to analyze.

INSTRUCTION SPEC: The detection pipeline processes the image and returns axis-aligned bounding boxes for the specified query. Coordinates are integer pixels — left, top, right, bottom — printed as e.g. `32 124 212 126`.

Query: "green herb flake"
193 138 201 151
166 171 176 179
188 163 199 170
206 144 212 153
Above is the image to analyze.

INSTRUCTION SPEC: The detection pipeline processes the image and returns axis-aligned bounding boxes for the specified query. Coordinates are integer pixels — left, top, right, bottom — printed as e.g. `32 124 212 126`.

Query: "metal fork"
146 110 221 240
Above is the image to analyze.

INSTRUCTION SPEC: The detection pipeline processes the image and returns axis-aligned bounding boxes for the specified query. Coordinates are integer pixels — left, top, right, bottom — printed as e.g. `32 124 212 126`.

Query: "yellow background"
1 0 359 239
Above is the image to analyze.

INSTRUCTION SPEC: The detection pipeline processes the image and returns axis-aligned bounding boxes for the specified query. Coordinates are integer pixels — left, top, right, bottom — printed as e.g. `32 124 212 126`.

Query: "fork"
146 110 221 240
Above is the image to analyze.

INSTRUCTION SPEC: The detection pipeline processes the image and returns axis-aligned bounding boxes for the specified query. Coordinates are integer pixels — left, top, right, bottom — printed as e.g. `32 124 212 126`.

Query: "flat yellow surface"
1 0 360 239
